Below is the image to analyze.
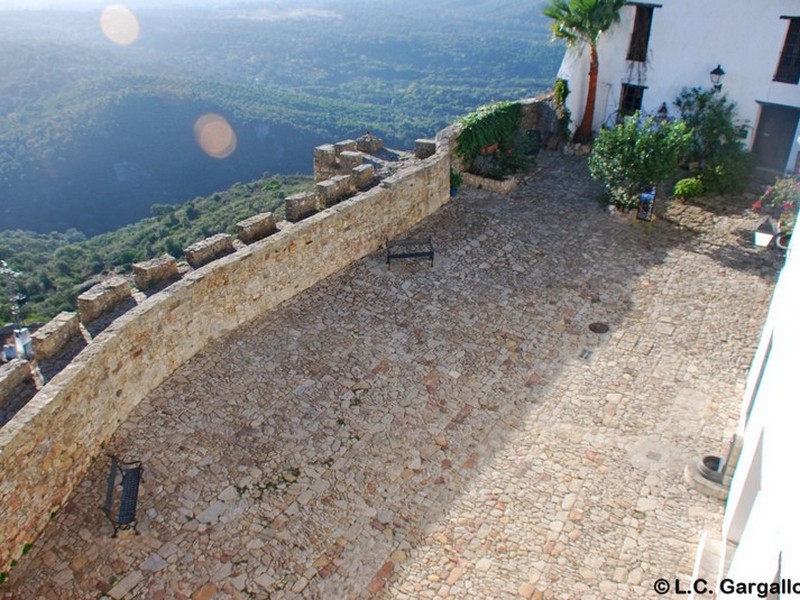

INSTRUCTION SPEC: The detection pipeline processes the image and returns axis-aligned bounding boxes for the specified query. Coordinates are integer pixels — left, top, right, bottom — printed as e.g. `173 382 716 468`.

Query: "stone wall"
461 172 519 194
77 277 132 324
317 175 354 208
285 191 319 223
0 360 30 402
449 97 558 175
287 160 378 222
518 97 558 136
30 312 80 361
184 233 235 269
133 255 179 291
236 212 278 244
313 134 381 183
0 143 450 571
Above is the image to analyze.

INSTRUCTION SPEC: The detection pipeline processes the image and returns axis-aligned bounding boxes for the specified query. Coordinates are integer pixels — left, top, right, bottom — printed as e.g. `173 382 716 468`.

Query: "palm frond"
542 0 626 46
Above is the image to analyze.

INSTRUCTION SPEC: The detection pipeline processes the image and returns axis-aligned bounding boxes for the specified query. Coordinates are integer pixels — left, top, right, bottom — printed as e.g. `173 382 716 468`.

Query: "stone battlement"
76 277 132 324
0 129 451 571
0 97 556 571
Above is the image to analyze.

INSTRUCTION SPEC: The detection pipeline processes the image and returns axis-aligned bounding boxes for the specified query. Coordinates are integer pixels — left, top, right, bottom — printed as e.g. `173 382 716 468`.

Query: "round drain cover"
588 322 610 334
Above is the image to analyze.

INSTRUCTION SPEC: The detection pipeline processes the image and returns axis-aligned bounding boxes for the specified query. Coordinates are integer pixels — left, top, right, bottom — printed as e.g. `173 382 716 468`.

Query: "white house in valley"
556 0 800 172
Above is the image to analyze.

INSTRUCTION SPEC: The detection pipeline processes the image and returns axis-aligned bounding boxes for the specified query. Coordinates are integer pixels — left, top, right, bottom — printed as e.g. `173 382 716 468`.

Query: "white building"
556 0 800 172
707 235 800 596
555 2 800 591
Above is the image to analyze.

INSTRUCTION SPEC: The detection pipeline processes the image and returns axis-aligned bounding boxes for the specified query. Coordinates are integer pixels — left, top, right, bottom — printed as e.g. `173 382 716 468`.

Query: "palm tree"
543 0 626 142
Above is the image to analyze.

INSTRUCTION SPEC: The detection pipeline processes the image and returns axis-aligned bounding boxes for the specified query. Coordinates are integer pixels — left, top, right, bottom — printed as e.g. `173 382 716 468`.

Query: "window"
619 84 645 116
627 5 654 62
775 17 800 84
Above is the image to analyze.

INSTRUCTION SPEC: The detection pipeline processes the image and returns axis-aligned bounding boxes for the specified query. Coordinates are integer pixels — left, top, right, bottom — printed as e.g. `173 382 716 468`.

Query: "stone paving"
0 152 783 599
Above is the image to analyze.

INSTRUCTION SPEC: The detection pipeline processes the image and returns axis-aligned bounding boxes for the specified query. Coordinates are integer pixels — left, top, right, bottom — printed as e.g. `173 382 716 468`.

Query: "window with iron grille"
619 84 645 116
775 17 800 84
627 5 654 62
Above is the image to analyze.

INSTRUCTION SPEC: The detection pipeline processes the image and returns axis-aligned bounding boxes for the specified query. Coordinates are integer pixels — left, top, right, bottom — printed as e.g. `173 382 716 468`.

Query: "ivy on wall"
454 101 522 165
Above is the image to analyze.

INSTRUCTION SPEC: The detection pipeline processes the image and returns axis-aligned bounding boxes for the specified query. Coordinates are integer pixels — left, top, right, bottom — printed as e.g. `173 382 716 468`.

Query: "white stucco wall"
557 0 800 170
716 235 800 593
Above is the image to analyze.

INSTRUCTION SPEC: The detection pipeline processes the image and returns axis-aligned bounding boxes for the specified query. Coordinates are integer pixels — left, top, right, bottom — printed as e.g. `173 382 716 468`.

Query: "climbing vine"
454 101 522 165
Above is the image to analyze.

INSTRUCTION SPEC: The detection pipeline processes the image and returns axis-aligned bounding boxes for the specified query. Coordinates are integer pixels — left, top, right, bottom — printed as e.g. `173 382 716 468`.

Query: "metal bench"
100 455 143 537
386 235 434 269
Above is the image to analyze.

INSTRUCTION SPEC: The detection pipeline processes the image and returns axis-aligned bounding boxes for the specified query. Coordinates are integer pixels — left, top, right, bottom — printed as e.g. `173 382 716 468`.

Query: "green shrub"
673 177 704 199
696 142 755 194
470 154 505 180
498 130 537 175
467 130 536 181
674 87 753 194
449 168 463 189
588 113 691 209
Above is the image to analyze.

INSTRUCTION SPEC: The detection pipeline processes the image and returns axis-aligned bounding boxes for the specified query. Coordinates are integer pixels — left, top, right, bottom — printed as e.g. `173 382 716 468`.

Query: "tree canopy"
543 0 626 141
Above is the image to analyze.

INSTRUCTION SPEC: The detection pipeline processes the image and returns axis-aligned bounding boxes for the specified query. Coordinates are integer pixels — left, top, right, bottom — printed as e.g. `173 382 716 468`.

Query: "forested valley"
0 0 563 320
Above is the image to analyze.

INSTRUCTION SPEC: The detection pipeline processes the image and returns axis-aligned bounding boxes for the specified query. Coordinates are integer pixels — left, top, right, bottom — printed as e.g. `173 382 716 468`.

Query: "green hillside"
0 175 311 322
0 0 564 320
0 0 563 234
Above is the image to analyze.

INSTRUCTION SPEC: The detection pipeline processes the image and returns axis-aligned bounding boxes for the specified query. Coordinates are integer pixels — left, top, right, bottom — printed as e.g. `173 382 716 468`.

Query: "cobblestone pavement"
1 153 782 599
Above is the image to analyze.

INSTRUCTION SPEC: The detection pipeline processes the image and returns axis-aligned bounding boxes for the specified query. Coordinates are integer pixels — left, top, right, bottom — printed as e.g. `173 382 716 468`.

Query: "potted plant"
752 174 798 249
450 168 463 197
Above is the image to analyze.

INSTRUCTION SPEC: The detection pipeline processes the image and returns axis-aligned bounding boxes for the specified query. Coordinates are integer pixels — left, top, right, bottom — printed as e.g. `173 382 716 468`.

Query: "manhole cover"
589 322 610 334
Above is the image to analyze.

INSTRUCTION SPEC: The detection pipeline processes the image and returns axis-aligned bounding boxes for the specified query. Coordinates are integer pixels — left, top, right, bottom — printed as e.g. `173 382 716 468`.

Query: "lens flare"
193 114 238 159
100 4 140 46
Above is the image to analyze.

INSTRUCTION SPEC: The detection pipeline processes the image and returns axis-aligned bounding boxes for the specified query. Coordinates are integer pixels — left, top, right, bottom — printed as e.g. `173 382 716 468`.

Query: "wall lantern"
710 64 726 92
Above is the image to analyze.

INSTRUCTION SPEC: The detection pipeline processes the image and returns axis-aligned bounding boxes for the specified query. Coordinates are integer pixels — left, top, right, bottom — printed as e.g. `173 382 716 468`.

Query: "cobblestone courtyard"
1 153 782 599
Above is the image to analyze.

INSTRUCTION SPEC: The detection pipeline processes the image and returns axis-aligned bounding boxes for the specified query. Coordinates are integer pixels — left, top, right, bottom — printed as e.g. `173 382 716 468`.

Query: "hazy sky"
0 0 206 9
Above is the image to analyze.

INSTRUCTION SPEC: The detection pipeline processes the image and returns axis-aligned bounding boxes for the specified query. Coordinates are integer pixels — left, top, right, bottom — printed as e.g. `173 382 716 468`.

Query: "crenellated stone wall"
30 312 80 361
184 233 235 269
0 96 554 566
133 255 179 291
317 174 355 208
0 135 452 571
285 190 320 223
313 134 382 183
287 144 379 222
236 212 278 244
76 277 132 324
0 360 31 403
